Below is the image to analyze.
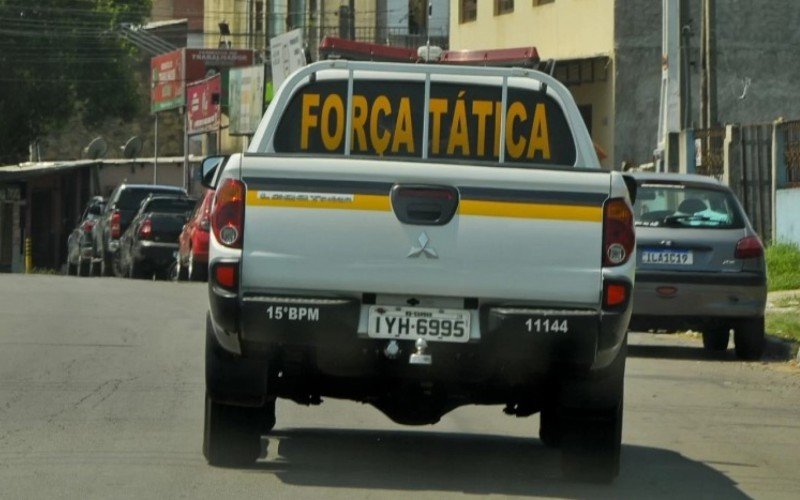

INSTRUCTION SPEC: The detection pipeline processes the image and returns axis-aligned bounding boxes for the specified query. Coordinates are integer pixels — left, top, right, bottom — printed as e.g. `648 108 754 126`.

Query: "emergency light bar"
319 37 417 63
440 47 540 67
319 37 540 68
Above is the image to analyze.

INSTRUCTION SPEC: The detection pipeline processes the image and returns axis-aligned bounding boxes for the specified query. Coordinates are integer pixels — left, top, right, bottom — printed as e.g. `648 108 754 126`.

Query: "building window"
460 0 477 23
495 0 514 15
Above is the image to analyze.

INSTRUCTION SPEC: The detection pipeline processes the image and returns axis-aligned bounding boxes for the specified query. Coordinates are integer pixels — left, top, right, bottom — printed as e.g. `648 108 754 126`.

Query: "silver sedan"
628 172 767 360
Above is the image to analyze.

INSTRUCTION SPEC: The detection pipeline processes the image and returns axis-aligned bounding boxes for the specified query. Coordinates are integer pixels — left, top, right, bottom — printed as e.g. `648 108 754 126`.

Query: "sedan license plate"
641 248 693 265
368 306 470 343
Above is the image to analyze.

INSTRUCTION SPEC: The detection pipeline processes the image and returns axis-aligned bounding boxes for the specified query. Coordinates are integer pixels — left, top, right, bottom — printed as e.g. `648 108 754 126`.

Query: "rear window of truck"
273 80 577 166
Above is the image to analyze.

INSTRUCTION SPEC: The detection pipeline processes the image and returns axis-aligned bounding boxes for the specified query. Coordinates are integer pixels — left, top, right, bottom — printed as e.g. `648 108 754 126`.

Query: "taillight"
213 262 238 290
603 281 630 309
110 210 121 239
82 220 96 233
212 179 246 249
735 235 763 259
138 219 152 240
603 198 635 266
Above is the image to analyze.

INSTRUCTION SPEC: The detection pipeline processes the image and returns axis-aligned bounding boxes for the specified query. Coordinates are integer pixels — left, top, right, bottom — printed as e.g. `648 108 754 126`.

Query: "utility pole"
700 0 717 129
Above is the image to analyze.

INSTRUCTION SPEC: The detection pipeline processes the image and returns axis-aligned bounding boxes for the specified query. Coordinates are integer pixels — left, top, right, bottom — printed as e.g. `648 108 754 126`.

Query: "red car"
175 189 213 281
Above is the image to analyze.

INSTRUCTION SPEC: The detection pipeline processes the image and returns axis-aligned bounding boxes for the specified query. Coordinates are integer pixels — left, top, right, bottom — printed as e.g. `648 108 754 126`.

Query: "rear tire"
539 406 562 448
702 327 730 352
559 341 626 482
100 253 113 277
78 257 90 277
202 394 264 467
734 317 765 361
67 261 77 276
128 259 147 280
188 252 207 282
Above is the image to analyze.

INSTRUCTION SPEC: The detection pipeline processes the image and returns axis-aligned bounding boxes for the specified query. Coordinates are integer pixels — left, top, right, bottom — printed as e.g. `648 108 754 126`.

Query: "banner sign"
150 50 184 113
151 49 255 113
269 29 306 91
186 74 221 135
229 65 265 136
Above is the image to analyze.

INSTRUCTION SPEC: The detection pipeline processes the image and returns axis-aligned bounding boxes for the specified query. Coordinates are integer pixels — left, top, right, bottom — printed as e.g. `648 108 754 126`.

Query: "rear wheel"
78 256 91 277
559 342 626 482
202 394 264 467
66 261 77 275
702 327 730 352
100 253 113 277
734 317 765 361
175 256 188 281
539 406 562 448
188 252 207 282
128 259 147 279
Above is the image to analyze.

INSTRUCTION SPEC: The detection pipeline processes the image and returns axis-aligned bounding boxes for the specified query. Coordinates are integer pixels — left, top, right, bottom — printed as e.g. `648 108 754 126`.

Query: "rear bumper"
209 289 630 378
631 270 766 329
133 241 179 267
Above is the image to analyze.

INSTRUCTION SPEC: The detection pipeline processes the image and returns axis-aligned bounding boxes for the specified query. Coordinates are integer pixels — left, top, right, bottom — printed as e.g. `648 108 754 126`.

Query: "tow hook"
409 339 432 365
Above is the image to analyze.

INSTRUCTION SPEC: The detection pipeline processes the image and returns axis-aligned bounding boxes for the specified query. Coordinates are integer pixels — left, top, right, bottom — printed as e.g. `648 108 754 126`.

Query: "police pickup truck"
200 61 635 481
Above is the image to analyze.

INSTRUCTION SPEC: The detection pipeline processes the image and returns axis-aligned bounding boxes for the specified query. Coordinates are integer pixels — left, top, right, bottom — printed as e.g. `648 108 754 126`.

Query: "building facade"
450 0 800 170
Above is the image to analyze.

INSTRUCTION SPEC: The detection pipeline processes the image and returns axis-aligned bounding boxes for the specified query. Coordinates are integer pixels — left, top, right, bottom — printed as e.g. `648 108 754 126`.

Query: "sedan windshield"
634 183 744 229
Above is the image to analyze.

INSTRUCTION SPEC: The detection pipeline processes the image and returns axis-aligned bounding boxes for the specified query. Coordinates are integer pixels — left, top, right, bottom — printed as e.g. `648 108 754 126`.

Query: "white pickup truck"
200 61 636 481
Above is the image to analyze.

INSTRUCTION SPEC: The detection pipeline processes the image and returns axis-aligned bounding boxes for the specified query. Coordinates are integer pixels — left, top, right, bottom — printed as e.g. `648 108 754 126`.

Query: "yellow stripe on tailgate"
459 199 603 222
247 190 390 211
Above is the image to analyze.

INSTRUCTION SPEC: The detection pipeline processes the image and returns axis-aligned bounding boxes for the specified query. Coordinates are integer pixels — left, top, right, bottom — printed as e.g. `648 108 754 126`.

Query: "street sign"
151 51 184 113
269 29 306 91
186 75 221 136
229 65 265 136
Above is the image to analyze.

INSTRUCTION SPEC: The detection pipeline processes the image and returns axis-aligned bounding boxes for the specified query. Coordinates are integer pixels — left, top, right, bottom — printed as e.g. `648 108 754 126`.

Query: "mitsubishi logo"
407 232 438 259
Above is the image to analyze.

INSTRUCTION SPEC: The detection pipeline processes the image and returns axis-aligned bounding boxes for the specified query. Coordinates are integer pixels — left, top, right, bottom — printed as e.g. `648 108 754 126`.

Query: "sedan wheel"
702 327 730 352
734 317 765 361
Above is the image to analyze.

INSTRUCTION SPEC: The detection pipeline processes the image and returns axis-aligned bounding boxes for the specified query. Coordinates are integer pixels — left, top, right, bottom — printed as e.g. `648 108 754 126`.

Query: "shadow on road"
249 428 749 498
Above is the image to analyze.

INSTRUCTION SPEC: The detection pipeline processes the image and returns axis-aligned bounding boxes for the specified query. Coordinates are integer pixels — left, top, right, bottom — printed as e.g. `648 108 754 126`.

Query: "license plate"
641 248 693 265
367 306 470 343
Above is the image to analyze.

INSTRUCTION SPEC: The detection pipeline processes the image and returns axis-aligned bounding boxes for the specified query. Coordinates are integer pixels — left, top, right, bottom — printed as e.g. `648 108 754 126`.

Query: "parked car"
176 188 214 281
118 195 197 279
66 196 105 276
92 183 187 277
628 172 767 360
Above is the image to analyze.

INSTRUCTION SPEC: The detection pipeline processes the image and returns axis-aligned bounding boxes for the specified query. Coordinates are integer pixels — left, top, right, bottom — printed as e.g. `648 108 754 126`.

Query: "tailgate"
148 213 187 242
240 157 609 307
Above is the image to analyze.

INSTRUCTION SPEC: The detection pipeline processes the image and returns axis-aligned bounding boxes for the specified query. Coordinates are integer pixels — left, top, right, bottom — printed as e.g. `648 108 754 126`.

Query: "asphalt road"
0 274 798 499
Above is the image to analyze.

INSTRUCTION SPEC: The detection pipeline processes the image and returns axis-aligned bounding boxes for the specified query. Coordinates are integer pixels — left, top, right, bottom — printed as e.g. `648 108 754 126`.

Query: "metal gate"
729 124 773 241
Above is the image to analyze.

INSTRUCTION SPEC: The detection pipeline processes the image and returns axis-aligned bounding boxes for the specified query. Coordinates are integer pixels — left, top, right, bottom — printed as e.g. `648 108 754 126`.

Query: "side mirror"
622 175 637 205
201 155 227 190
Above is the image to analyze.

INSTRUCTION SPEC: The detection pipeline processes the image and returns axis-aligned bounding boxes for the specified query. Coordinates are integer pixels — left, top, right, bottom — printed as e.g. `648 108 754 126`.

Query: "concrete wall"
613 0 667 168
714 1 800 126
776 188 800 245
449 0 615 58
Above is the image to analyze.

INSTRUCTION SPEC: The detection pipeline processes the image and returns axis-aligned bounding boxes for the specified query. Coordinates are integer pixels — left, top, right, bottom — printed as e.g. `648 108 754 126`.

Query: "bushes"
766 242 800 291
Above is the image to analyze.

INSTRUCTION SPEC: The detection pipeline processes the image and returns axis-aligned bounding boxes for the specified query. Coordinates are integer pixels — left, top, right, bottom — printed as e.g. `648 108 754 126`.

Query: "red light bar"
440 46 540 67
319 37 417 63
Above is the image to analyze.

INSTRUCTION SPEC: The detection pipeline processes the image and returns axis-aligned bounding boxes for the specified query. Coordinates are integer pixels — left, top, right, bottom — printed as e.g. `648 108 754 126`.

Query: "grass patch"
766 242 800 291
766 310 800 344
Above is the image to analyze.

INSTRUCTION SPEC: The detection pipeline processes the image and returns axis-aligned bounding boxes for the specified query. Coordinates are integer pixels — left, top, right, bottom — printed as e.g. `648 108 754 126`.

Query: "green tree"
0 0 152 164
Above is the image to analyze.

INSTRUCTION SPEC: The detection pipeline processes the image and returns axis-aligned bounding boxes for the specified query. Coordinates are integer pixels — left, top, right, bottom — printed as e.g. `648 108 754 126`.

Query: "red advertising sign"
186 74 221 135
150 50 184 113
151 48 255 114
184 49 255 81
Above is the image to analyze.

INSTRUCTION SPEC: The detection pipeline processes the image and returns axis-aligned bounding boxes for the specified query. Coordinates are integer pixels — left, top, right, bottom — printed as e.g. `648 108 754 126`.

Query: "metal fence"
694 127 726 178
783 120 800 184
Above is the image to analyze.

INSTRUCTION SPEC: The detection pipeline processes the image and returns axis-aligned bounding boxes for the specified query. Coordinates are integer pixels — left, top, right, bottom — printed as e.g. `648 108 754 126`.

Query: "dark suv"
92 183 187 276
